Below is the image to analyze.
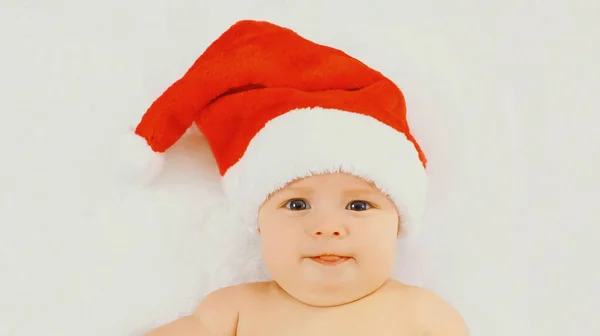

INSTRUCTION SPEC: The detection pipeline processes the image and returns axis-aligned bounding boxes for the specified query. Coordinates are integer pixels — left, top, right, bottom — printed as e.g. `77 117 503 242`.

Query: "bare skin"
146 173 468 335
147 279 467 335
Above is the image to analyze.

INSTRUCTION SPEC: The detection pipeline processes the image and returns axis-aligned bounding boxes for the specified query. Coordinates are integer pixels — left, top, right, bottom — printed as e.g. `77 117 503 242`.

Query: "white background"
1 0 599 335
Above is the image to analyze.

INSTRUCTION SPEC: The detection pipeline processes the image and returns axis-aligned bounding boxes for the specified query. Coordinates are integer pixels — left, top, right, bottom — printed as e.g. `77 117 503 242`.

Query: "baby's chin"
279 270 386 307
287 282 382 308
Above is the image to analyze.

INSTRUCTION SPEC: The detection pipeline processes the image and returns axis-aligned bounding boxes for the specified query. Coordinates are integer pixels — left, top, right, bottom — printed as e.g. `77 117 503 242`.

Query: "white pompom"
115 131 166 185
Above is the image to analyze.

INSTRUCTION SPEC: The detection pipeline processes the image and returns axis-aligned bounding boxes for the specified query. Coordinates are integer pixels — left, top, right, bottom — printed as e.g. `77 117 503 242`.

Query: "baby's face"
258 172 400 307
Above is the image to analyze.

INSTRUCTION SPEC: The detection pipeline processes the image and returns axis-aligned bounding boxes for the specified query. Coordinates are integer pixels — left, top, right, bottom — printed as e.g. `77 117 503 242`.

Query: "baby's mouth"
309 255 350 265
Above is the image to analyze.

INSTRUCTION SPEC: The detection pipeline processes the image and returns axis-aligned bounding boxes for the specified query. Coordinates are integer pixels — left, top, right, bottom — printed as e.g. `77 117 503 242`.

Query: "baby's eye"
285 199 310 211
346 201 371 211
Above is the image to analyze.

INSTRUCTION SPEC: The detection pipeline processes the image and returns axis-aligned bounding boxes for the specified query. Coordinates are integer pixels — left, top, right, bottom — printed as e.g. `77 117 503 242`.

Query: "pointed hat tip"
115 130 166 185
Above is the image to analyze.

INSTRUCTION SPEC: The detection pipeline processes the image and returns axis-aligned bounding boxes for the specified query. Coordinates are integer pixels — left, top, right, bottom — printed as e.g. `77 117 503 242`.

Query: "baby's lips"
315 255 345 262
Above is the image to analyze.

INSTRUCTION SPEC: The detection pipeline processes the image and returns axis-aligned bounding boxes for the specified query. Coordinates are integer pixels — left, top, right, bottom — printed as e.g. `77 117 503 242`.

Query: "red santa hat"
125 20 428 236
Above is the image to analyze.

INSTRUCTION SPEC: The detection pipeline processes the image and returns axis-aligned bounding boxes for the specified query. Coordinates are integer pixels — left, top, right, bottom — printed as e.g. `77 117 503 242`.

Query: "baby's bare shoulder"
394 285 469 335
191 283 268 334
194 282 272 315
144 285 249 336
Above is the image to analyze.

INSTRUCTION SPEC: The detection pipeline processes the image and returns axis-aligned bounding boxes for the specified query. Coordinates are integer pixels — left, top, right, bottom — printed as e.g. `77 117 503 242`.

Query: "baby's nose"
314 229 341 237
312 224 348 238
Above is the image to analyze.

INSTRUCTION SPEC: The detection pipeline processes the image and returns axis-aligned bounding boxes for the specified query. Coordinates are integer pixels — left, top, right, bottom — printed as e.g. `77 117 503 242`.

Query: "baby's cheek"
355 231 397 258
262 231 298 259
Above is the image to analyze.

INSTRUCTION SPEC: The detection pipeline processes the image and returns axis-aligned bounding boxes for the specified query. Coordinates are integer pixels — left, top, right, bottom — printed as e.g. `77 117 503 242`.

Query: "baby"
146 173 467 336
125 19 468 336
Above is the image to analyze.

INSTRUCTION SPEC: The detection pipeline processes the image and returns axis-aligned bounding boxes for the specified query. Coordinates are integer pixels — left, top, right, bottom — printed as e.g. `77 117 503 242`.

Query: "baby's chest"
237 306 422 336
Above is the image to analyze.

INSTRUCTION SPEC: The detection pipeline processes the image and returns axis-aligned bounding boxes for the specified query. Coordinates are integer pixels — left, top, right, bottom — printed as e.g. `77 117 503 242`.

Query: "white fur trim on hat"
116 131 166 185
221 107 428 237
